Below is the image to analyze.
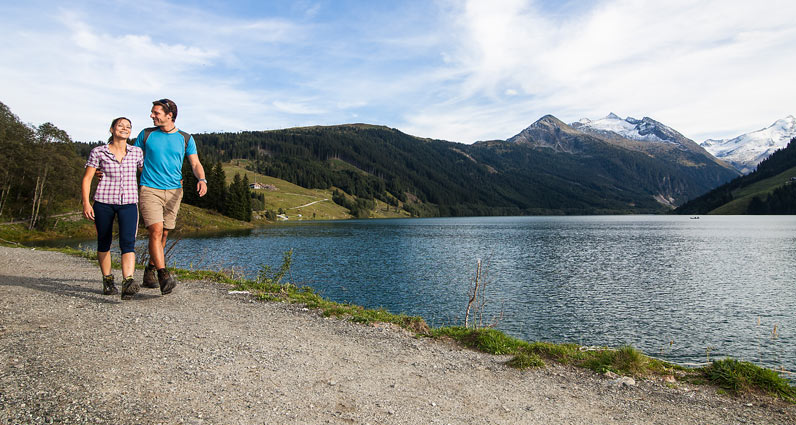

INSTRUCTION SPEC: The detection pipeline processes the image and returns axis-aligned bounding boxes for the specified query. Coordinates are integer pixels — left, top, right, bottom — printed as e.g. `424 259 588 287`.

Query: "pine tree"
241 175 252 221
225 173 245 220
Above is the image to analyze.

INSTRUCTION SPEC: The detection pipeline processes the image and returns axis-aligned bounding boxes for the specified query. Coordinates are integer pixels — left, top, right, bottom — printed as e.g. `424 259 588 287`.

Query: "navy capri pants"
93 201 138 254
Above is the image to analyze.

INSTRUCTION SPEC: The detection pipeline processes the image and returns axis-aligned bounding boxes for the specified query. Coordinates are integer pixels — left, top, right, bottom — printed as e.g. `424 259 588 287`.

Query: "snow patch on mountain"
699 116 796 174
571 113 674 144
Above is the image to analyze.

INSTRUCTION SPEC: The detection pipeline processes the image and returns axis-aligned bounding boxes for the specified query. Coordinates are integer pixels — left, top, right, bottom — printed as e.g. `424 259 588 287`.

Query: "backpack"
140 127 191 152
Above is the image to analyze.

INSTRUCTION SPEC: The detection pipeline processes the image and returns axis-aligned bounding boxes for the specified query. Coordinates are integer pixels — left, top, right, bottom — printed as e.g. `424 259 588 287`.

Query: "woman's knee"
118 204 139 254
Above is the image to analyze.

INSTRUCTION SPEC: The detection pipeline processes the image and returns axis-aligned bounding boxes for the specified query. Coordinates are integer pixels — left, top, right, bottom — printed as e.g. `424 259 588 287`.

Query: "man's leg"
139 186 164 288
161 228 169 258
147 221 177 295
147 222 166 269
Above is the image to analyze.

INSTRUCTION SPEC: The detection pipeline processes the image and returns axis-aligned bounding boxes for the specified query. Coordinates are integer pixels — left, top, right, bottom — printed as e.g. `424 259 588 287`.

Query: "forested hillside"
674 138 796 214
0 102 83 229
191 123 733 216
2 98 749 224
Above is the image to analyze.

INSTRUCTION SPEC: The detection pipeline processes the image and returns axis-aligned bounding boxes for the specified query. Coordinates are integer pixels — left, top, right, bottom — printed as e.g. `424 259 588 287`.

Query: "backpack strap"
177 130 191 151
141 127 191 153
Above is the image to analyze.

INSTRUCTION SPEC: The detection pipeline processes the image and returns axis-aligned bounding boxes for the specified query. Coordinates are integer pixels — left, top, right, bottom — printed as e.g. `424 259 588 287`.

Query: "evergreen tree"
208 162 227 213
241 175 252 221
182 163 199 206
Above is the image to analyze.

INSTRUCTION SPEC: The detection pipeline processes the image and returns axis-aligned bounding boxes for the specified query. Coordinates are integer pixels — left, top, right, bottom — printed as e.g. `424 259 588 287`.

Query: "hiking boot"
158 269 177 295
121 276 139 300
142 263 158 288
102 274 118 295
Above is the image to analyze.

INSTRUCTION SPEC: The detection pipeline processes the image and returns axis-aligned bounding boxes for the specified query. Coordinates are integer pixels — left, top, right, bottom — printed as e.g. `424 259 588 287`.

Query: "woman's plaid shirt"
85 144 144 205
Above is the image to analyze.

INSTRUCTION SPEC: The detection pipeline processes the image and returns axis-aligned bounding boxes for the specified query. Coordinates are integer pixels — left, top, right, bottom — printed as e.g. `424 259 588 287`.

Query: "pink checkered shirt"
85 144 144 205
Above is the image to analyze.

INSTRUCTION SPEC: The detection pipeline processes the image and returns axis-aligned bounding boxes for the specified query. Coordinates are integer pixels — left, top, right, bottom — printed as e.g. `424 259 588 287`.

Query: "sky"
1 0 795 144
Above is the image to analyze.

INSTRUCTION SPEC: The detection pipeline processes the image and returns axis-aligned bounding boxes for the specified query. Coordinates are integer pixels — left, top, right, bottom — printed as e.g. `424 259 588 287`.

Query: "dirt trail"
1 246 794 424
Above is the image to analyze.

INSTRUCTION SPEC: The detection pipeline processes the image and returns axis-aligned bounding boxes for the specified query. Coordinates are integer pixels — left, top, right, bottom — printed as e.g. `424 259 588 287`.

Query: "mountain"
180 115 740 216
570 113 726 161
699 115 796 174
675 137 796 214
507 115 740 207
573 112 684 144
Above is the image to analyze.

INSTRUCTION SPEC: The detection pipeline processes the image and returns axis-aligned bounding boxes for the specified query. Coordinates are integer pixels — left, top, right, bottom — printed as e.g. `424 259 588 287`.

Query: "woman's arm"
81 167 96 221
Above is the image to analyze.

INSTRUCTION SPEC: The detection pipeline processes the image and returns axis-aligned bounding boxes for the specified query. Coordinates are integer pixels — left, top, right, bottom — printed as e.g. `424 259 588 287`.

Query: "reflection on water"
84 216 796 372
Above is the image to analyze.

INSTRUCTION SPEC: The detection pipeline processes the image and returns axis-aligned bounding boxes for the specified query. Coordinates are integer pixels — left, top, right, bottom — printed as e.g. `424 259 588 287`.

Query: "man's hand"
197 180 207 197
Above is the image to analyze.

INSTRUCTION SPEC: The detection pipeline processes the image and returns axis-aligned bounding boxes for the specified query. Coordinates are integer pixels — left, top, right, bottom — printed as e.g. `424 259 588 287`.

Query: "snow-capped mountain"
569 113 717 159
571 112 697 146
699 116 796 174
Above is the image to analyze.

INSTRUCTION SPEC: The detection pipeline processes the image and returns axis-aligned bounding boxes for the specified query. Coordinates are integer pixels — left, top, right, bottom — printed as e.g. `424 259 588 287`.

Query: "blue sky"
1 0 794 144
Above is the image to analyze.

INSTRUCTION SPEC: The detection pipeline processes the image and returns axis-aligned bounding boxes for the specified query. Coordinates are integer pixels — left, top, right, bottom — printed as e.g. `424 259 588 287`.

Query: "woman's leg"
117 203 139 279
97 251 112 276
93 201 115 276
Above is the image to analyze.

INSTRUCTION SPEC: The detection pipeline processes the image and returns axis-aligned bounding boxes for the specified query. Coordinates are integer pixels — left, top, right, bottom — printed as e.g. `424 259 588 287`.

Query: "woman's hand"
83 203 95 221
81 166 97 221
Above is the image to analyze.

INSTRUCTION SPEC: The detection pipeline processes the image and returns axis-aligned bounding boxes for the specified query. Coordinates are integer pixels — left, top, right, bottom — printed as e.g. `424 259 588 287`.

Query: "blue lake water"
113 216 796 372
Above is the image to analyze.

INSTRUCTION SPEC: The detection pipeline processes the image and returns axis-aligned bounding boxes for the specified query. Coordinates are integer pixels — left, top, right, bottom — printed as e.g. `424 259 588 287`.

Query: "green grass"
223 160 410 220
0 217 97 243
710 166 796 214
703 358 796 402
431 327 679 376
175 203 255 234
223 160 352 220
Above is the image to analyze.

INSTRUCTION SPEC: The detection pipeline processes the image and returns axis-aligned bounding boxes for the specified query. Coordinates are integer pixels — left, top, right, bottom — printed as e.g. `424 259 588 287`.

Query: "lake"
107 216 796 372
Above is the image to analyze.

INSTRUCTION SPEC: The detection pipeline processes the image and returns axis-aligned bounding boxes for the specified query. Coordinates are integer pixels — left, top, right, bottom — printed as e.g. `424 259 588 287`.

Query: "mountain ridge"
699 115 796 174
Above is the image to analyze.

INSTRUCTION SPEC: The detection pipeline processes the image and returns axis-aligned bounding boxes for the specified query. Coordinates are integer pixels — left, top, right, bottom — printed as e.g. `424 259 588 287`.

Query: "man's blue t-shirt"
135 129 198 190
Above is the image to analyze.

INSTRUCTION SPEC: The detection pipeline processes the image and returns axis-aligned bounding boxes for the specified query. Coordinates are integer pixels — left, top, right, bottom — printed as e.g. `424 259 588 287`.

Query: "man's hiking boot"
102 274 118 295
158 268 177 295
142 264 158 288
121 276 139 300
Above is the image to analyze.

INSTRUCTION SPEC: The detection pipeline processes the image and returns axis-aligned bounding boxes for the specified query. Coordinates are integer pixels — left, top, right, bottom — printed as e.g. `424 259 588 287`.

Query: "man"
136 98 207 295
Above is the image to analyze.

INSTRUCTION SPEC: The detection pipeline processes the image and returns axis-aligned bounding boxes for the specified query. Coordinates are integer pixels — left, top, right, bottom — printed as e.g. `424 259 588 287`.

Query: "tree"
0 102 34 217
241 174 252 221
225 173 246 221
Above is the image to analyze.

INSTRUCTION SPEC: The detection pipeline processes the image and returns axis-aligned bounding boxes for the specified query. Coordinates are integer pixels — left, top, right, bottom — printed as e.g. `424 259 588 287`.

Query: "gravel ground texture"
1 245 794 424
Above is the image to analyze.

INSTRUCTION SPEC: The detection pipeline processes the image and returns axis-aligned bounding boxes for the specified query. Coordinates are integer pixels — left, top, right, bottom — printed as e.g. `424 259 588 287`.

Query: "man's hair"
152 98 178 122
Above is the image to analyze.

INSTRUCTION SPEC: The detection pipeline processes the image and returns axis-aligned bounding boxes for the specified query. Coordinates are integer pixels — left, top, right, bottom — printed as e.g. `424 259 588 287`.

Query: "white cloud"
403 0 796 142
1 0 794 145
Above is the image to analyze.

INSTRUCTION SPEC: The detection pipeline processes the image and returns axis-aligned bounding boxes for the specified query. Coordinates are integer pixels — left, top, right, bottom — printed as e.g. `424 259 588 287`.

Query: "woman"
81 117 144 300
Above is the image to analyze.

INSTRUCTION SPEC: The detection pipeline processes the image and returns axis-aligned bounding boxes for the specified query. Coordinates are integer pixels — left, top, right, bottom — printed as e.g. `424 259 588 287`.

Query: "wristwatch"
199 178 208 183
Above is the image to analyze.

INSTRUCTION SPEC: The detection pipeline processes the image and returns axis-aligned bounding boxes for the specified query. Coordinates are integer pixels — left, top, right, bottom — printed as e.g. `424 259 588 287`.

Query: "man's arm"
187 153 207 197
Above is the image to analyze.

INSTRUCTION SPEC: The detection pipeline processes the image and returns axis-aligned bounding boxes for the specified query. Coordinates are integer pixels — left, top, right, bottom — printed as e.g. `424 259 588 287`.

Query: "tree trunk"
28 166 48 230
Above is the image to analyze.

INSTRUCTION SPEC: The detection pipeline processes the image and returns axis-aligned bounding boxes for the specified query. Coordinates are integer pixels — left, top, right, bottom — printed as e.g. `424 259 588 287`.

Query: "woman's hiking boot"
158 268 177 295
102 274 118 295
121 276 139 300
142 264 158 288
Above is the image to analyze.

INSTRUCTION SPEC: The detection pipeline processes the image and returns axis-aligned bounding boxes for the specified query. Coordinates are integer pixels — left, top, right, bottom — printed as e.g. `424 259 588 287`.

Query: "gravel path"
1 246 794 424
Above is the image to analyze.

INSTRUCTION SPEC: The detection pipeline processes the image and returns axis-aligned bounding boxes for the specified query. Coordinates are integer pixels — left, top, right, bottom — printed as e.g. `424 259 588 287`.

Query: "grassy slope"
710 166 796 214
223 160 410 220
175 203 255 234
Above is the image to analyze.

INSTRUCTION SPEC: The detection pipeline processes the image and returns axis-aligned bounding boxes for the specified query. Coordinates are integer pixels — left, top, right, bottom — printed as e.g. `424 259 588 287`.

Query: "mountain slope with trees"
674 138 796 214
191 118 739 216
1 100 747 224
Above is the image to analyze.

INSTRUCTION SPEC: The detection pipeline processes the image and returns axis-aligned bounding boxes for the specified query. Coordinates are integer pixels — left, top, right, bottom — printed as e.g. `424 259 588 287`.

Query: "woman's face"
111 119 132 140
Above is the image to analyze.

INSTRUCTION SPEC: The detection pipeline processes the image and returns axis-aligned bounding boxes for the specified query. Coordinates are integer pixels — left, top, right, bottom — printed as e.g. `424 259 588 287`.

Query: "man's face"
150 105 173 127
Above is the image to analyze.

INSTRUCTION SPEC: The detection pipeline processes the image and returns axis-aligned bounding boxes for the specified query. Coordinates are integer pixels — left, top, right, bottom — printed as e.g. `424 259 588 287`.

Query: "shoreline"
1 245 795 424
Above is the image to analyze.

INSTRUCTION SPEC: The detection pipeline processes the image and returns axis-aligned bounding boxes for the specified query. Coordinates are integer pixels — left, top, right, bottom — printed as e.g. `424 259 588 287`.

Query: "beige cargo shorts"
139 186 183 230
